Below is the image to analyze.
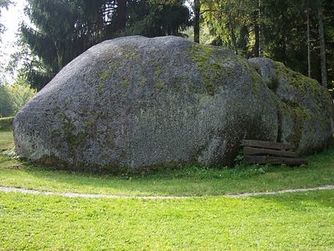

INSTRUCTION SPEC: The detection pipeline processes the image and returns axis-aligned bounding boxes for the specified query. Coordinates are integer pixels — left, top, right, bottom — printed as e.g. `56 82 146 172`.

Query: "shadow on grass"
1 127 334 196
1 148 334 196
253 189 334 211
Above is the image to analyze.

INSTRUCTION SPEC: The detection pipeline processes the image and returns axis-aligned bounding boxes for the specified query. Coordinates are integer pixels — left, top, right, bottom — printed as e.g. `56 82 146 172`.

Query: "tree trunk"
254 16 260 57
228 14 238 55
306 0 311 78
253 0 263 57
115 0 127 32
258 0 263 57
318 6 327 87
194 0 200 43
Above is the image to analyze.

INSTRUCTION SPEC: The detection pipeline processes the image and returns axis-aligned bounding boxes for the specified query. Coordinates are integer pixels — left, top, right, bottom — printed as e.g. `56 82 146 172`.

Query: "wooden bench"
241 140 307 166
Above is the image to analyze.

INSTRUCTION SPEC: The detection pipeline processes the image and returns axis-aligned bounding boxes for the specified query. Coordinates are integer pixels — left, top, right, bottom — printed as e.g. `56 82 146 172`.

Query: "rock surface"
13 36 333 172
249 57 333 154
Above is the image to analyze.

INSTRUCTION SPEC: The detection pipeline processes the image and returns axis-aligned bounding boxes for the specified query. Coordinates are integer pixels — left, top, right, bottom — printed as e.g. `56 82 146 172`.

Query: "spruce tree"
20 0 190 89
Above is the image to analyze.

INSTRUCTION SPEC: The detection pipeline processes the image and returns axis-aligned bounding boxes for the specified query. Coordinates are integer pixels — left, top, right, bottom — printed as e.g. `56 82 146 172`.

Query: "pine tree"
20 0 190 89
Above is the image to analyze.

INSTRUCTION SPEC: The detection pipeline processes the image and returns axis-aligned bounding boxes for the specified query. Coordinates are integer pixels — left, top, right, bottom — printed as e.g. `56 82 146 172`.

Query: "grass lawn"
0 129 334 250
0 130 334 196
0 130 13 151
0 191 333 250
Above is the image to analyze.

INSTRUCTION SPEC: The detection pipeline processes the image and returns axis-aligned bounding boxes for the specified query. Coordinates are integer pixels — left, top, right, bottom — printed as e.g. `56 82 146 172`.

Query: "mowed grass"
0 130 13 151
0 130 334 196
1 129 334 249
0 191 333 250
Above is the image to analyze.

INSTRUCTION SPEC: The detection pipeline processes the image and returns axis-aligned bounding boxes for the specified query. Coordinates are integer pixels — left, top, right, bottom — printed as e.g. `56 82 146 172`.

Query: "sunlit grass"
1 129 334 249
0 130 333 196
0 191 333 250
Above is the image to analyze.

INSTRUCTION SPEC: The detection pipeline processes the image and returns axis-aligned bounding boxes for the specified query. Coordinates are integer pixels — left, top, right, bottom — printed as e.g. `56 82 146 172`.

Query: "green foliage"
201 0 334 86
202 0 256 55
20 0 190 90
0 80 36 117
0 117 13 130
261 0 312 75
323 0 334 87
125 0 190 37
0 85 13 117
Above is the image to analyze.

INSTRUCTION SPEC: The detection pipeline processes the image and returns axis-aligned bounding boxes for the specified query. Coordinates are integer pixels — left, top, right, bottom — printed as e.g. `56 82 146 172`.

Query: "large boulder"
13 36 332 172
249 58 333 154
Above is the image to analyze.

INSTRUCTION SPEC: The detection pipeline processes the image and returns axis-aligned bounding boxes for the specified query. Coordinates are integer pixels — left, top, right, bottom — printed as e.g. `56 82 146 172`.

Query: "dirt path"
227 185 334 198
0 185 333 200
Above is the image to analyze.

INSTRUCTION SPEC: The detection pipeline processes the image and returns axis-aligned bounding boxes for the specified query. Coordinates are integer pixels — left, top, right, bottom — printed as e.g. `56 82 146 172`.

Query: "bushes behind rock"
0 117 14 130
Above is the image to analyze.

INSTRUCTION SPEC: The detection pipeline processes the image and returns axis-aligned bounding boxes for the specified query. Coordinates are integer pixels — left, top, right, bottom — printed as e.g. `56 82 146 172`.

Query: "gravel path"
0 185 333 200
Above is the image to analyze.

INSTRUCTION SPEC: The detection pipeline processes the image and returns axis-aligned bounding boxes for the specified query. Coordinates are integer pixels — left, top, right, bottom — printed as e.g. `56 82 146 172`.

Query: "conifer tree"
20 0 189 89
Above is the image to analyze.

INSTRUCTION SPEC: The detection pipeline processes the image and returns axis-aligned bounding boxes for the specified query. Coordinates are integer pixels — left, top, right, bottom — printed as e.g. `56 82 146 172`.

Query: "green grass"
0 130 334 196
1 130 334 249
0 117 13 131
0 191 333 250
0 130 13 151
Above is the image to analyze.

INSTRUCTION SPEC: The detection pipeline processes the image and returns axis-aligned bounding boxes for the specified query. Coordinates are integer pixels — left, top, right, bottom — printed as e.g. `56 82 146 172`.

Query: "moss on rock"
190 44 227 95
